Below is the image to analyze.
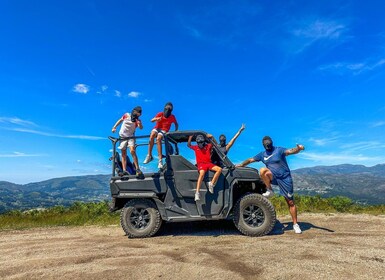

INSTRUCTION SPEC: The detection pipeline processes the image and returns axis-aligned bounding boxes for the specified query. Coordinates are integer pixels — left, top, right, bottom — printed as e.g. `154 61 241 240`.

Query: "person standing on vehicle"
143 102 178 169
111 106 143 177
236 136 305 234
213 124 246 166
188 134 222 201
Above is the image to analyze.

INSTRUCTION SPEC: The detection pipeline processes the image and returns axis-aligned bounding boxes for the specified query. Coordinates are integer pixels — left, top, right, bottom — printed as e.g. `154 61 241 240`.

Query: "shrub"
0 196 384 231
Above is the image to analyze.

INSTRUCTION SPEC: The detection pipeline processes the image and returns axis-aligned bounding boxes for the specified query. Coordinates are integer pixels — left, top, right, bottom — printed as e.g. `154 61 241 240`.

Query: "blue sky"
1 0 385 184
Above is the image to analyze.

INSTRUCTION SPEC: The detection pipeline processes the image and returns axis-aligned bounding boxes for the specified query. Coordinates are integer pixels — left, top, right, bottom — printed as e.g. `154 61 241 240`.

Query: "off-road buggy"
109 130 276 238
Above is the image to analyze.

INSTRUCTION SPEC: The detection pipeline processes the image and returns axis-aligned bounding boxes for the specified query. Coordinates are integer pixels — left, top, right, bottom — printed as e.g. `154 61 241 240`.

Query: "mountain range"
291 164 385 205
1 164 384 213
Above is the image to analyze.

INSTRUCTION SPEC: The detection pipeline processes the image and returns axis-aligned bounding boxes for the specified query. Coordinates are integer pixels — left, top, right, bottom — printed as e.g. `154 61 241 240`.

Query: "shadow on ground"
156 219 334 237
271 220 335 235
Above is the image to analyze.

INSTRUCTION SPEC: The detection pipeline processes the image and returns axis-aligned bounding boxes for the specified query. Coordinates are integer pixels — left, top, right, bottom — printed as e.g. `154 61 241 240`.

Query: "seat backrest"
169 155 196 171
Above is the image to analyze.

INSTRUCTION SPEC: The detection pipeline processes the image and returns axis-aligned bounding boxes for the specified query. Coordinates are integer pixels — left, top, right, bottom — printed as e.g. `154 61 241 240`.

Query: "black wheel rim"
242 204 265 227
129 207 151 230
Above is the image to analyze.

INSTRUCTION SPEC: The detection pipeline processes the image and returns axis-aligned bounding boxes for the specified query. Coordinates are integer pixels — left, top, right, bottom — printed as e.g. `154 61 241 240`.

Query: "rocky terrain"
0 213 384 280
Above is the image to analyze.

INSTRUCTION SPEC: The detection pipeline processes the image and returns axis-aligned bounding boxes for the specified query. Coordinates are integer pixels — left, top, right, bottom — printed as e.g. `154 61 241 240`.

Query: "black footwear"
136 169 144 179
122 171 130 176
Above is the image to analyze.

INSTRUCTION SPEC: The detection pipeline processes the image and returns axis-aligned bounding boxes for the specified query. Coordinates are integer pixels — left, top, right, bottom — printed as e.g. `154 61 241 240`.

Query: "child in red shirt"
143 102 178 168
188 134 222 201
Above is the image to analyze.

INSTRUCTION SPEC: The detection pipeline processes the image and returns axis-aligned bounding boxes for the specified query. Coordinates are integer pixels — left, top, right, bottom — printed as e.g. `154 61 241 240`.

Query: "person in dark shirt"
213 124 245 167
236 136 305 233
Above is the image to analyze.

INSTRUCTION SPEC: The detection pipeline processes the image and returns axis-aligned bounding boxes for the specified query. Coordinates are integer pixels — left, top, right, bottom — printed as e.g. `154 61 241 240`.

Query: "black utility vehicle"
109 131 276 238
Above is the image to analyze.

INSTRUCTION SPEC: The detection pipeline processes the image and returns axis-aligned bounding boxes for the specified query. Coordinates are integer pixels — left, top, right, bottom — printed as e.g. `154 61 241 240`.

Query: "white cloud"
0 117 105 141
318 58 385 75
114 90 121 97
72 83 90 94
299 152 384 165
292 20 345 40
339 141 385 151
0 151 46 158
286 19 347 54
309 137 339 146
10 128 105 140
128 91 140 98
101 85 108 91
371 121 385 127
0 117 37 127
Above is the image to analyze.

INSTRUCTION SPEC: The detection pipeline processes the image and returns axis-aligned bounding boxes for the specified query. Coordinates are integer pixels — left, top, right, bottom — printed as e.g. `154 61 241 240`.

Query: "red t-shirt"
189 143 213 164
154 112 177 132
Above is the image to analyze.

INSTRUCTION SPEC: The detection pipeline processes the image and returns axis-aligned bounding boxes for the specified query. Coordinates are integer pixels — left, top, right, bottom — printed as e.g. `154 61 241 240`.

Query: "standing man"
236 136 305 234
111 106 143 177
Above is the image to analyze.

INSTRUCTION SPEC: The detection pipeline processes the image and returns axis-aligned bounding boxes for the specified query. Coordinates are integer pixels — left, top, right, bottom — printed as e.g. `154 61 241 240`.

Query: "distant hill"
1 164 384 214
293 164 385 176
0 175 110 214
292 164 385 205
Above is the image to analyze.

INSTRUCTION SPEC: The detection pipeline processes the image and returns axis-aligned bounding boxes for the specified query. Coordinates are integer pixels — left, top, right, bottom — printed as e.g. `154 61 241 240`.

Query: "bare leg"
156 134 164 161
129 146 139 170
210 166 222 185
259 167 274 191
121 149 127 171
285 197 298 224
147 131 157 156
196 170 205 192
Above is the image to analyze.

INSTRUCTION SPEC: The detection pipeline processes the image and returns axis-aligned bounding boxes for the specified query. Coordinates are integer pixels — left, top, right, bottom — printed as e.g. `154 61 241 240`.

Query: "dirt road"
0 213 384 280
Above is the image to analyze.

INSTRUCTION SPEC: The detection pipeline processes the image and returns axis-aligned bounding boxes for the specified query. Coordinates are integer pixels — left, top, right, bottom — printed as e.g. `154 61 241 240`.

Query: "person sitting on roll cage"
143 102 178 169
236 136 305 234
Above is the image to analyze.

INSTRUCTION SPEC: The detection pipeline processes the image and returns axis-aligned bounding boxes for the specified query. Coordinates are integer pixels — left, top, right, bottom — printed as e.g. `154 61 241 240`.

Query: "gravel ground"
0 213 384 280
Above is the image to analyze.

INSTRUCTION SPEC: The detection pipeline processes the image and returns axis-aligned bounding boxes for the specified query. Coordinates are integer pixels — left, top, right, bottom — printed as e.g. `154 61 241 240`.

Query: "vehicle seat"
169 155 196 171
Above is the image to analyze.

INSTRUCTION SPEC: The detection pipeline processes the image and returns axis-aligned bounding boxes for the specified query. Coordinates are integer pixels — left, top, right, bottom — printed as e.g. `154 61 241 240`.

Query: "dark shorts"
197 163 216 172
271 174 294 200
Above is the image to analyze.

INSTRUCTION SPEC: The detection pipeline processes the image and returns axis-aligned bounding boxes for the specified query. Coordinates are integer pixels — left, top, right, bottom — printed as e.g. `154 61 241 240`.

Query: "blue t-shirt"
253 146 291 179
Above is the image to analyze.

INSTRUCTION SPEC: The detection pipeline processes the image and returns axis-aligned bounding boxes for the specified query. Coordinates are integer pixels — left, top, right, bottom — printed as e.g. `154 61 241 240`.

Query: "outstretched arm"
111 118 123 133
226 124 245 152
236 157 256 167
285 144 305 156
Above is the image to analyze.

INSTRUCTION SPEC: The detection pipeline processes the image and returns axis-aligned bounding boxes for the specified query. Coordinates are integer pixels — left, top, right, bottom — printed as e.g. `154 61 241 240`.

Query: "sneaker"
157 161 163 169
208 182 214 194
293 223 302 234
136 169 144 179
122 171 130 176
143 154 153 164
262 190 274 198
194 192 200 201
